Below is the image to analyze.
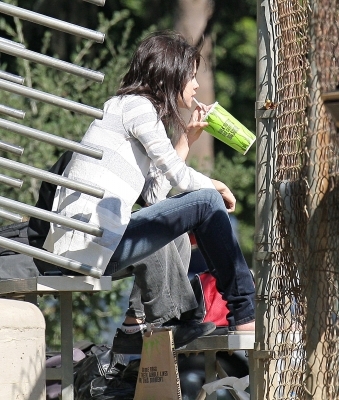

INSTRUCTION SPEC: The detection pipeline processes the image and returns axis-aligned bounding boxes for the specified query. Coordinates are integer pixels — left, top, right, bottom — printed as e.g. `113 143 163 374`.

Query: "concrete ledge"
0 299 46 400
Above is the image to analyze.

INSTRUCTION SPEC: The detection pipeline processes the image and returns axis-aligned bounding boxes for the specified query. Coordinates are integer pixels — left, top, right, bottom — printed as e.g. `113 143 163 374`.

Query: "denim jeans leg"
125 233 197 324
105 188 255 328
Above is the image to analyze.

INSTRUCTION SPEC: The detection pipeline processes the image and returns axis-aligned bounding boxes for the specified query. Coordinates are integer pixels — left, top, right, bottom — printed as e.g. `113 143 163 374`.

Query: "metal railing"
0 1 106 278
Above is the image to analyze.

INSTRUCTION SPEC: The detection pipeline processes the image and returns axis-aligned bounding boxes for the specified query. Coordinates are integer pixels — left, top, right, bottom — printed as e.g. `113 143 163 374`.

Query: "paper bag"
134 328 182 400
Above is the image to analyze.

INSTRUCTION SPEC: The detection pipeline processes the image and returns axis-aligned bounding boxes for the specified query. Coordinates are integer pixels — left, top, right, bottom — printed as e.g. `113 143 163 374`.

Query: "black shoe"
209 326 229 335
168 320 216 349
112 328 143 354
112 321 216 354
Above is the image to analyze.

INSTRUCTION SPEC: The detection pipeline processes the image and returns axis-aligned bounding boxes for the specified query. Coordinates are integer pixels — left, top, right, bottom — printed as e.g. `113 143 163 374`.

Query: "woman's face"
178 61 199 109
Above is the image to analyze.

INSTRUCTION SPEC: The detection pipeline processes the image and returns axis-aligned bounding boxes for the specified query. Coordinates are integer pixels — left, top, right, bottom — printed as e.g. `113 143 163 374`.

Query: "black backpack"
0 221 39 279
28 151 73 275
0 151 73 278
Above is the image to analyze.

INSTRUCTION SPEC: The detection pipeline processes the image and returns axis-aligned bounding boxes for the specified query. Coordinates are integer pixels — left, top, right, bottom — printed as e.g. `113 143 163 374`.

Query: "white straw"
193 97 202 107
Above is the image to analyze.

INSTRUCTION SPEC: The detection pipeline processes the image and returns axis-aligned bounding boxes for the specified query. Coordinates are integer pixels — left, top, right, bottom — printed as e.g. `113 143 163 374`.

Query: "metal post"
304 0 329 397
204 351 217 400
253 0 277 398
60 292 75 400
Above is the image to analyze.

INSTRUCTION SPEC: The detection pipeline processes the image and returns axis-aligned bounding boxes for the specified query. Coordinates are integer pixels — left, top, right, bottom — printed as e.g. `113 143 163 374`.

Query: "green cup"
203 102 256 155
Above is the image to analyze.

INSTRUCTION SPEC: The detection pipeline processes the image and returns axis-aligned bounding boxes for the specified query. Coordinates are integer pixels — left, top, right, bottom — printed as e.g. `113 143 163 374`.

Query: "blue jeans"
105 188 255 328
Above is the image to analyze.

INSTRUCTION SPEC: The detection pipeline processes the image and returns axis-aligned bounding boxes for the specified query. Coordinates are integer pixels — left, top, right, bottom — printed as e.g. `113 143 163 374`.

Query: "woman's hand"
185 103 211 147
211 179 236 212
175 103 213 160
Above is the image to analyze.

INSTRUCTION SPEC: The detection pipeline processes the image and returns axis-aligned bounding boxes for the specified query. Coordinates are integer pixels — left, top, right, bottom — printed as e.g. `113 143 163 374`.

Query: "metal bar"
46 368 62 381
0 79 104 119
0 140 24 155
0 37 25 48
0 70 25 85
305 2 329 397
0 236 102 278
0 173 23 188
0 157 104 199
83 0 106 7
0 119 103 160
215 361 241 400
0 208 23 223
24 293 38 304
83 0 106 5
195 389 207 400
0 196 103 237
0 104 25 119
60 292 75 400
0 3 105 43
204 351 217 400
248 351 255 400
0 42 104 83
253 0 277 398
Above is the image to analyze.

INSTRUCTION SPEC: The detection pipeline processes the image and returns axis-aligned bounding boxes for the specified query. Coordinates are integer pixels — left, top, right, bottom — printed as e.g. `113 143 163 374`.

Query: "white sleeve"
141 162 172 205
123 97 215 194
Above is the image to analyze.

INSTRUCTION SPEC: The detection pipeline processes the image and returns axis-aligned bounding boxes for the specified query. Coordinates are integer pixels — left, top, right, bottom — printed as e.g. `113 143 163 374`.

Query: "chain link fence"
255 0 339 398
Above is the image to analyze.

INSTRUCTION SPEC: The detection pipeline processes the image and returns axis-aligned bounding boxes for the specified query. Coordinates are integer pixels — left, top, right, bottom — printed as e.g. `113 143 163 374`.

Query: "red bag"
189 270 229 327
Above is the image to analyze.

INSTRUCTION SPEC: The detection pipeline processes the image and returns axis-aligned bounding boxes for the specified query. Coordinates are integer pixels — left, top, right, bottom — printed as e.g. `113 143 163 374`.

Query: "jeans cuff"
228 316 255 331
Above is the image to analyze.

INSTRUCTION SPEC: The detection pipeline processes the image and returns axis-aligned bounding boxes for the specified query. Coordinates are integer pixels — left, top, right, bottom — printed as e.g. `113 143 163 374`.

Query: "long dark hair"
117 31 201 134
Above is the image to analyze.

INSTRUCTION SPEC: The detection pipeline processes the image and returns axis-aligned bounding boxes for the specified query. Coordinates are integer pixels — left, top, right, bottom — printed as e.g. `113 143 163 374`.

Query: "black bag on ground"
74 347 139 400
45 341 112 400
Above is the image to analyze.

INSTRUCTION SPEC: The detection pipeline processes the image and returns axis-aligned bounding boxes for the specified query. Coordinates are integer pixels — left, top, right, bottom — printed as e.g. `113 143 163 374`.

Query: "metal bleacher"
0 1 106 278
0 2 112 399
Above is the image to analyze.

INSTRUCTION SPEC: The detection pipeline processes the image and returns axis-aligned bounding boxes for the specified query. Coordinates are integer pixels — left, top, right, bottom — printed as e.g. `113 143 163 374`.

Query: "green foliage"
210 1 257 266
211 150 256 265
213 11 257 133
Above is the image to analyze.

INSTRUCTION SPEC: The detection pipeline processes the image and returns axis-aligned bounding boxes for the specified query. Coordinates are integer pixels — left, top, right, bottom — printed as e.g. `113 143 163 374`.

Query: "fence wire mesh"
258 0 339 398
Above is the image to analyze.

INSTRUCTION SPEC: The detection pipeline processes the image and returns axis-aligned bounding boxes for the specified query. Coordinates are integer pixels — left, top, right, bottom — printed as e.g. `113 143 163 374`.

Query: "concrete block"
0 299 46 400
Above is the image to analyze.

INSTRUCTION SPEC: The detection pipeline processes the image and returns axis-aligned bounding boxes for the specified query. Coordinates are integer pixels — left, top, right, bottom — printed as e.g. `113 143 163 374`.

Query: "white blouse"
44 95 215 272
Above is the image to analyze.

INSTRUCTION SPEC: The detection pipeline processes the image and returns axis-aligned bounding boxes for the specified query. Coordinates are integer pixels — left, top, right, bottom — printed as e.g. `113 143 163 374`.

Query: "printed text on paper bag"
139 366 168 383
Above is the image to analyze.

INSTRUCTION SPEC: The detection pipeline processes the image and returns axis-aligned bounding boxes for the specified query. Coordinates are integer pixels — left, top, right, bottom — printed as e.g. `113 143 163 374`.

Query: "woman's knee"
197 188 224 208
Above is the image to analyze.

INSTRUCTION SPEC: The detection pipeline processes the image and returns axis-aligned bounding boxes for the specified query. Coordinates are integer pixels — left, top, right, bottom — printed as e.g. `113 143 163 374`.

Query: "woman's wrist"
186 130 201 147
174 132 190 160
